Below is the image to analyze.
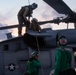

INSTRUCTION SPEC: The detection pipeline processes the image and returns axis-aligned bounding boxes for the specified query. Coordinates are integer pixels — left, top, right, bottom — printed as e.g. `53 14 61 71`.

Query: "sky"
0 0 76 41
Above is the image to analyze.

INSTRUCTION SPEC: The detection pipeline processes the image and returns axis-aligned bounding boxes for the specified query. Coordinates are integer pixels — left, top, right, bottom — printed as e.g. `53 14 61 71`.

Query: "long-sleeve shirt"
26 59 41 75
54 47 72 75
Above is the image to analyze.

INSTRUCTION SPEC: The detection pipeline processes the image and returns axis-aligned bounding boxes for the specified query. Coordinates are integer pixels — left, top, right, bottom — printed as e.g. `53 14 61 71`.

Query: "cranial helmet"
57 36 67 46
31 18 38 22
31 3 38 9
30 51 38 58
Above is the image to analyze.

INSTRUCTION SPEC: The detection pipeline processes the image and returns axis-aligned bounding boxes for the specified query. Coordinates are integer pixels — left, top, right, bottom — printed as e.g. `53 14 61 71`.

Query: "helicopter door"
18 48 32 75
19 60 27 75
0 52 4 75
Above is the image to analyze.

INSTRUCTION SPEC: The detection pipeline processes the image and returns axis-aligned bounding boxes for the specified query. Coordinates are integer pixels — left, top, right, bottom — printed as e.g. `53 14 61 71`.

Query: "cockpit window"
4 44 9 51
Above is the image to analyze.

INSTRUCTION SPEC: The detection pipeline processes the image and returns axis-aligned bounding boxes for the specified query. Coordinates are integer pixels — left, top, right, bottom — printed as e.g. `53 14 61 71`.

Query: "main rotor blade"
38 20 54 25
0 20 54 30
43 0 74 15
0 24 26 30
0 18 71 30
38 19 60 25
0 24 19 30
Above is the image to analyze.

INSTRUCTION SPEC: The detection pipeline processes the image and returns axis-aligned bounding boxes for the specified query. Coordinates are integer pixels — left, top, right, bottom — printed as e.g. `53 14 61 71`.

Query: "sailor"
31 18 41 31
26 51 41 75
17 3 38 36
54 35 75 75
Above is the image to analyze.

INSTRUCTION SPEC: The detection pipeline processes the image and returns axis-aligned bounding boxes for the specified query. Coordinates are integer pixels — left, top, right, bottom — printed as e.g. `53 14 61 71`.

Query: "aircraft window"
4 44 9 51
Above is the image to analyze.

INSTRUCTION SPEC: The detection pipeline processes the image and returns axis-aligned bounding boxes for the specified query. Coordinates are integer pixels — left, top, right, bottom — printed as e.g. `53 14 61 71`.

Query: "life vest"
18 5 33 17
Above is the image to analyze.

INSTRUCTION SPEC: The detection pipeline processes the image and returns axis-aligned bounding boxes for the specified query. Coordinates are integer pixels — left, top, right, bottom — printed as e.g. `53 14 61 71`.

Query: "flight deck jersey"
26 59 41 75
54 47 72 75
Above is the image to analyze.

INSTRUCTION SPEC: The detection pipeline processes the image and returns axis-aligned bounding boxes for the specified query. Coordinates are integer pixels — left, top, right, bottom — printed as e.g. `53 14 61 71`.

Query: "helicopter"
0 0 76 75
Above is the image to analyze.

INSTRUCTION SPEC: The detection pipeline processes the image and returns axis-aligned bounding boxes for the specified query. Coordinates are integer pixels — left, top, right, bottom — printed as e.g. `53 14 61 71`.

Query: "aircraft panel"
4 52 19 75
43 0 74 14
0 53 4 75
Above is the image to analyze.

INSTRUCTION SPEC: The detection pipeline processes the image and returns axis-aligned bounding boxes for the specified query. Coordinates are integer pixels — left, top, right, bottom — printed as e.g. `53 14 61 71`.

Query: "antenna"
28 0 30 5
27 0 31 20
